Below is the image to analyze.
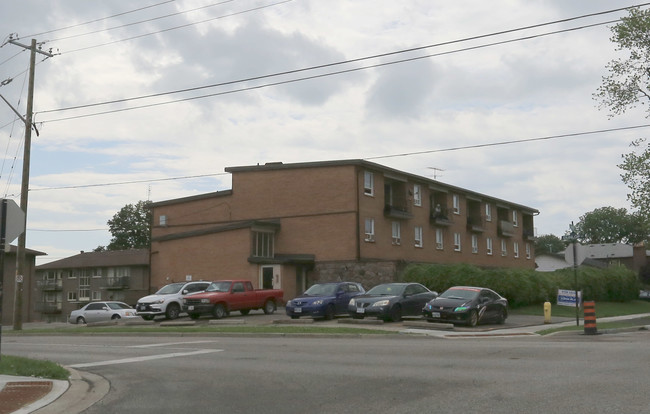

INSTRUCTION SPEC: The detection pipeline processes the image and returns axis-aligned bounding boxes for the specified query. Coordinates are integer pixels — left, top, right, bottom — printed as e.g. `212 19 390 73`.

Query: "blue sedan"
286 282 365 320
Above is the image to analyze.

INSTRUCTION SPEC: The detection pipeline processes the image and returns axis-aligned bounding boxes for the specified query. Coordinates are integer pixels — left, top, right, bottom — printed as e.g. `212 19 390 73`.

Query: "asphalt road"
3 330 650 413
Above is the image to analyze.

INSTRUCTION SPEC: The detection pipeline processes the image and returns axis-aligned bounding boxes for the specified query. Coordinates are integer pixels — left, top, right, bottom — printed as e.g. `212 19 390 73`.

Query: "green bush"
401 263 640 308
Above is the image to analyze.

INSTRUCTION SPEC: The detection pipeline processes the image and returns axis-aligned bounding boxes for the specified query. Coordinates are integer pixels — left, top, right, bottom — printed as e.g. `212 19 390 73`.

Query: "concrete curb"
31 368 109 414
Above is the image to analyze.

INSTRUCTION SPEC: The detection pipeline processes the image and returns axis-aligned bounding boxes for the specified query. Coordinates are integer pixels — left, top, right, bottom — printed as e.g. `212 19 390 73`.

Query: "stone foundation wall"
312 260 406 289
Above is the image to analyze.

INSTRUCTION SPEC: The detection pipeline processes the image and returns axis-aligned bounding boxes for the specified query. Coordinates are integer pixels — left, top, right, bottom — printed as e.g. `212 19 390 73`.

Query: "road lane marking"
128 340 220 348
68 349 223 368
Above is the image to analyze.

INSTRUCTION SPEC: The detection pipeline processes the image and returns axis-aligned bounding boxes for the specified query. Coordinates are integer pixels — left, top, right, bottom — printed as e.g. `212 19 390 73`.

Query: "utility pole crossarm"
7 39 54 58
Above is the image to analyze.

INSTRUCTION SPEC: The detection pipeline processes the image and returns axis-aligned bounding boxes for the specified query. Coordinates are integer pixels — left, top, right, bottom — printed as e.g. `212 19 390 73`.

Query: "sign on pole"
1 199 25 246
557 289 582 307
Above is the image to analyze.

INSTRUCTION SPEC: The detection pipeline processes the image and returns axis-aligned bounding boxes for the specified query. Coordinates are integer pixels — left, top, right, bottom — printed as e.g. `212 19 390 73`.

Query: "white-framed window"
392 222 401 245
526 243 531 259
452 194 460 214
364 171 374 196
414 226 423 248
435 228 444 250
486 237 493 255
513 242 520 258
453 232 461 252
92 291 101 301
471 234 479 254
252 231 274 258
91 268 103 278
501 239 507 256
485 203 492 222
413 184 422 207
512 210 519 227
159 215 167 226
364 218 375 242
44 292 56 303
68 291 77 301
79 288 90 301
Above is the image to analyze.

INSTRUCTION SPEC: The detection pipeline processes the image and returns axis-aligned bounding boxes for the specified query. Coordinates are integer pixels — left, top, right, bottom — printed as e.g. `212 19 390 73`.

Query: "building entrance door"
260 265 281 290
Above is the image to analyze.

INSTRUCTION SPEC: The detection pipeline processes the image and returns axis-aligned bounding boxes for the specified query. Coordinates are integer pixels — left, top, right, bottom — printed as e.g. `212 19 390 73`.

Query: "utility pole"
6 38 53 330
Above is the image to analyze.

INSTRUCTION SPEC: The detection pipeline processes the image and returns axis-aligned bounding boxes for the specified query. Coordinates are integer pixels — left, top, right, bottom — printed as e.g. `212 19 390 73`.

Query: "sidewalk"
0 368 108 414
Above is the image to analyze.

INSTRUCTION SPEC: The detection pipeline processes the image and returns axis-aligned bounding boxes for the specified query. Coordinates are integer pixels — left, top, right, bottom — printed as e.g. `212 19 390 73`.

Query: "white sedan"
69 301 139 324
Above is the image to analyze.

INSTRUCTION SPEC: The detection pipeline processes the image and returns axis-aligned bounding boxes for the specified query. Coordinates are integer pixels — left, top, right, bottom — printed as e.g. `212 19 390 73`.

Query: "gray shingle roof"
35 249 149 269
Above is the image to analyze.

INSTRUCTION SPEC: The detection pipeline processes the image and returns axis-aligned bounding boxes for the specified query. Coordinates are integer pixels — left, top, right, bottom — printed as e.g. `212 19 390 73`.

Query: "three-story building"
150 160 538 301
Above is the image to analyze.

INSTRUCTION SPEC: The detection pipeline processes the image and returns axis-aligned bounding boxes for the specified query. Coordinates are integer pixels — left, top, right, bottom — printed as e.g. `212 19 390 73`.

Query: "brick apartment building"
149 160 539 301
0 246 45 326
34 249 150 322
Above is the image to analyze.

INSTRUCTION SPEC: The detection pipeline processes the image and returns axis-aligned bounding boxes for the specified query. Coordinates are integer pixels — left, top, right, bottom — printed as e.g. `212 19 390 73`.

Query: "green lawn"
0 354 69 380
511 300 650 318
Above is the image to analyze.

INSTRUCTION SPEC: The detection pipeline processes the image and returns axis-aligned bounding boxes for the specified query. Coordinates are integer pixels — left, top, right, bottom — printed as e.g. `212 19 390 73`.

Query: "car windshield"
156 283 184 295
440 288 480 300
366 284 405 296
107 302 132 310
207 281 232 292
303 284 338 296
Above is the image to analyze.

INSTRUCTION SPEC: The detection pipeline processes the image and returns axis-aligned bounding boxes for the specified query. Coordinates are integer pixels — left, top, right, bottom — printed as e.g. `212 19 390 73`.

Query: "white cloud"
0 0 644 264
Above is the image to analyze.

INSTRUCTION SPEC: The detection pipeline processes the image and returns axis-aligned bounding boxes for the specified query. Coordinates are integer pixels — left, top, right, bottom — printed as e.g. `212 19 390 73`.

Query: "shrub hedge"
400 263 640 308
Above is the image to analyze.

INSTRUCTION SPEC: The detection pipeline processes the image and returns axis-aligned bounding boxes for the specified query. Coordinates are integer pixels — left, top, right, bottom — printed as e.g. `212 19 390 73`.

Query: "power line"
21 0 177 38
27 123 650 192
35 2 648 117
29 172 229 192
36 18 620 123
366 124 650 160
45 0 238 43
59 0 294 54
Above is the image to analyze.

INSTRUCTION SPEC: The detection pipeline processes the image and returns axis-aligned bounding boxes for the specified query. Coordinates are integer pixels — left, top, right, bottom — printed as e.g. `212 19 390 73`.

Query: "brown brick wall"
150 161 537 302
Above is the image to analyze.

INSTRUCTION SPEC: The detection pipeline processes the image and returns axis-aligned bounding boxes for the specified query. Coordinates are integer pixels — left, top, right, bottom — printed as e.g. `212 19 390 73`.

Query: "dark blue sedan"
286 282 365 320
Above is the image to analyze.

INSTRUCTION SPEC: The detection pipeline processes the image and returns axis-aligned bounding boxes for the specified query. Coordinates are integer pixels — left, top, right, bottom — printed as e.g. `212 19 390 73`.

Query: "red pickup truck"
182 280 284 319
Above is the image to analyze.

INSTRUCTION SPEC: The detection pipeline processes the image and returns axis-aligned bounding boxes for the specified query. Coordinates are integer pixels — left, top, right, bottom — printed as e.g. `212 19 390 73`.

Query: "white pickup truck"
136 281 210 320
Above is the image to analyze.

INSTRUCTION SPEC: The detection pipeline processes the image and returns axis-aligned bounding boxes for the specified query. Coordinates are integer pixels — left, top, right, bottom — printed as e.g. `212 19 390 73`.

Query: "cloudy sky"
0 1 647 264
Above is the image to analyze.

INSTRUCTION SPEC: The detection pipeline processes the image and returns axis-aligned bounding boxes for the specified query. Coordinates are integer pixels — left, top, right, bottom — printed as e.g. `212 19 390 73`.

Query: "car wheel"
263 300 276 315
324 304 335 320
111 314 121 320
467 309 478 327
496 308 507 324
240 309 250 316
141 315 154 321
212 304 226 319
389 305 402 322
76 316 86 324
189 313 200 320
165 303 181 320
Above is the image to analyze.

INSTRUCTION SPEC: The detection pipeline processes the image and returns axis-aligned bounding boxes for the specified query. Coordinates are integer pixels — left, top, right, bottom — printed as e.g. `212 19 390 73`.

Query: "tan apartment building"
149 160 539 301
34 249 150 322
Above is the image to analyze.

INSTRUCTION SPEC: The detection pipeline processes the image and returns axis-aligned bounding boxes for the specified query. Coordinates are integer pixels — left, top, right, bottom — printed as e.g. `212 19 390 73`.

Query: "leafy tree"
594 7 650 233
619 138 650 221
573 206 646 244
96 200 152 251
594 7 650 118
533 234 566 255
